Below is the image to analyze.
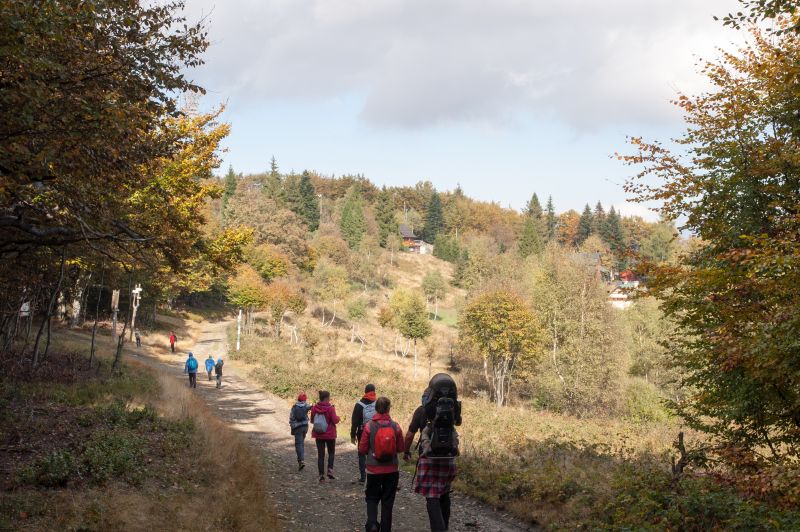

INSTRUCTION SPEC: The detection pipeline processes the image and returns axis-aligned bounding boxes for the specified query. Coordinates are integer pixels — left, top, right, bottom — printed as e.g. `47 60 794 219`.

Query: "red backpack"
370 420 398 462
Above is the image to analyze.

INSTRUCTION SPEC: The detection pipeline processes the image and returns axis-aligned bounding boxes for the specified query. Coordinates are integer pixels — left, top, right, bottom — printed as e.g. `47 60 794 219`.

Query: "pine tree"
298 171 319 231
375 186 398 247
264 156 284 203
525 193 544 220
340 185 367 249
604 206 625 263
518 218 543 258
222 164 237 212
545 196 557 241
577 204 594 245
593 202 606 235
422 191 444 243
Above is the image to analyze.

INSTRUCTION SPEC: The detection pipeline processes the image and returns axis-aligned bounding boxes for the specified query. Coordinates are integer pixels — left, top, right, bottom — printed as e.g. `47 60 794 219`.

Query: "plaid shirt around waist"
413 456 457 498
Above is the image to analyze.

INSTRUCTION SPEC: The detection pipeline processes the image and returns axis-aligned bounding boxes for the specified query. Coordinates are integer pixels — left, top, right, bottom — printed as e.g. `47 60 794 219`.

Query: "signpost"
129 285 142 341
111 290 120 341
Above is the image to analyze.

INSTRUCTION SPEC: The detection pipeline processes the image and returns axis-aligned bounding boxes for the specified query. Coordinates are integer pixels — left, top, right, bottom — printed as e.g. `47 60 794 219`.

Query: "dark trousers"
188 372 196 388
216 373 222 388
426 493 451 532
207 370 213 381
365 471 399 532
293 427 307 462
170 343 175 352
315 438 335 476
358 452 367 480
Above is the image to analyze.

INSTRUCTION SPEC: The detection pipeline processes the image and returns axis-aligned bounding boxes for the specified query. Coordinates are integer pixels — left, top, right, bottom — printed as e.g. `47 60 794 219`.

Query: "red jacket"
310 401 340 440
358 412 405 474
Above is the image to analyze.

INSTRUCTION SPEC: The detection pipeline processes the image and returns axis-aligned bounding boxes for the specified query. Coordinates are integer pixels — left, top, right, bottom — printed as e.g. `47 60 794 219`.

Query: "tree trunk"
32 252 66 368
112 320 127 372
434 298 439 320
413 340 418 379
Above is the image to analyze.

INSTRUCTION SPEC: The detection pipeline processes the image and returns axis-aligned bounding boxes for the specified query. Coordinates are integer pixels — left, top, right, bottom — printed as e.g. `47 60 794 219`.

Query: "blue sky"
184 0 741 219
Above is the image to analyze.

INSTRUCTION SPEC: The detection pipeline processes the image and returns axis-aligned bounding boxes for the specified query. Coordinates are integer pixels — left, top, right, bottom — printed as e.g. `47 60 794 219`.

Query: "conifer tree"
604 206 625 263
222 165 237 210
518 218 543 258
545 196 557 241
298 171 320 231
375 187 398 247
340 186 367 249
264 156 284 203
422 191 444 243
593 201 606 235
525 193 544 220
577 204 594 245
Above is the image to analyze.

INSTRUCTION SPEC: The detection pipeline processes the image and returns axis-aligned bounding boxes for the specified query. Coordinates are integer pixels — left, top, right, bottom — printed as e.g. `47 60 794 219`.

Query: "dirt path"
126 318 534 531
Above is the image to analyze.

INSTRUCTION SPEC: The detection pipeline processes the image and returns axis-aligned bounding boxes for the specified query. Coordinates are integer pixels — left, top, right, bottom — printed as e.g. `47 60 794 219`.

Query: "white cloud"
185 0 736 130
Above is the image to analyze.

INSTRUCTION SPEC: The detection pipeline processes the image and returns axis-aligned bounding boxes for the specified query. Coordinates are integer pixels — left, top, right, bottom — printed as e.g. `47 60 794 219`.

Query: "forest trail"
119 316 535 532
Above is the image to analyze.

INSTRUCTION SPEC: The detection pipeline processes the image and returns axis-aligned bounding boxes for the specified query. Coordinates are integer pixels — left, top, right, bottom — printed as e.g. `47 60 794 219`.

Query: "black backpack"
421 373 461 457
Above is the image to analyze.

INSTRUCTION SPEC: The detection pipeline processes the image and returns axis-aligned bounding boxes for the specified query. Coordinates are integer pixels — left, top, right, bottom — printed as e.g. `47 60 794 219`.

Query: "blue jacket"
205 358 215 372
185 355 198 373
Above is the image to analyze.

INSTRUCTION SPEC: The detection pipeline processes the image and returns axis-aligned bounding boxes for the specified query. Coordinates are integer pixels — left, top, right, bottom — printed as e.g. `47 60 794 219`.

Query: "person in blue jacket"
184 352 198 388
205 354 215 381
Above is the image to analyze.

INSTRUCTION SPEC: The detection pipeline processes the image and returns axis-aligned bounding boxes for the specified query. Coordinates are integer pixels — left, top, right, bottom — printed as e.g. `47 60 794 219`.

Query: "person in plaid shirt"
404 404 458 532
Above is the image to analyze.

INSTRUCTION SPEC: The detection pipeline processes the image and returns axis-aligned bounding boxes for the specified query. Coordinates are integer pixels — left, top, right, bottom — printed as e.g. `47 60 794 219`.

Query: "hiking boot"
327 469 336 480
298 461 305 471
318 476 326 483
358 476 366 483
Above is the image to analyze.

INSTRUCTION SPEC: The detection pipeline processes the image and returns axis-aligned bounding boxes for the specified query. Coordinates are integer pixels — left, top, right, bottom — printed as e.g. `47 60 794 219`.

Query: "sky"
183 0 742 219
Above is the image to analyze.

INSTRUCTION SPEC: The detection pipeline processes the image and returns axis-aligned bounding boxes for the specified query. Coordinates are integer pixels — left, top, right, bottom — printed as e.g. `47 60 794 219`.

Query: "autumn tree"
421 270 447 319
227 265 269 335
460 291 541 408
396 291 432 379
246 244 292 282
622 23 800 457
312 258 349 326
264 280 306 338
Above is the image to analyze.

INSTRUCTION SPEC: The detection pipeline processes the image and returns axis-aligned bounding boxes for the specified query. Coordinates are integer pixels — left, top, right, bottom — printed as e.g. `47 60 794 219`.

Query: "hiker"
134 329 141 348
403 374 461 532
358 396 405 532
169 331 177 353
351 383 377 483
184 352 198 388
310 390 340 483
289 392 312 470
205 355 215 381
214 357 224 389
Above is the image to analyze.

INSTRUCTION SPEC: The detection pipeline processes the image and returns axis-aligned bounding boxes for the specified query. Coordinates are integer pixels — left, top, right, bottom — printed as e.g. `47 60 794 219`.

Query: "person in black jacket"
350 383 377 483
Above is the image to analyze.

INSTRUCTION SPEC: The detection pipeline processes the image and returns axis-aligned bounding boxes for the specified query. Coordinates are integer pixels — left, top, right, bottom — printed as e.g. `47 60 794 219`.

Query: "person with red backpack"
358 396 404 532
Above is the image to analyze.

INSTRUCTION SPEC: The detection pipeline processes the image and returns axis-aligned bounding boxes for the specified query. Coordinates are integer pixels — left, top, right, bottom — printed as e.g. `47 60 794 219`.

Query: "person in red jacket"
358 396 405 532
310 390 340 483
169 331 177 353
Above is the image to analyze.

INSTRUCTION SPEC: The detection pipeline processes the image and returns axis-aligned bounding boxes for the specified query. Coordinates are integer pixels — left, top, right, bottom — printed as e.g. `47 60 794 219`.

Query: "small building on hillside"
608 270 641 310
399 224 432 254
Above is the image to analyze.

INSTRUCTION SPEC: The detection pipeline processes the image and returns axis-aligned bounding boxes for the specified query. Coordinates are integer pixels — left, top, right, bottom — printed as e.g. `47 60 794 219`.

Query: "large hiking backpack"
187 357 198 372
420 373 461 457
359 400 376 427
370 420 399 462
312 412 328 434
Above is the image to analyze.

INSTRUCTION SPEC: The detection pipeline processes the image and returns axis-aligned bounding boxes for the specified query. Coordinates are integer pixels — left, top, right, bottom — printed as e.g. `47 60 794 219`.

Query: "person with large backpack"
358 396 405 532
351 383 377 483
403 373 461 532
310 390 340 483
289 392 312 470
184 352 198 388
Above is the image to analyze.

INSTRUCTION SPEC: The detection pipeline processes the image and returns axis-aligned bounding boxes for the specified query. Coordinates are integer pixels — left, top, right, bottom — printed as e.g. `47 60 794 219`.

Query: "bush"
19 451 79 487
624 380 671 423
82 429 145 484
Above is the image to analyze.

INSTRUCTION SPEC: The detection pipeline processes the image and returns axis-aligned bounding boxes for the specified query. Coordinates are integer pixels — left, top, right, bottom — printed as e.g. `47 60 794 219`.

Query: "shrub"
82 429 145 484
19 451 79 487
624 380 671 423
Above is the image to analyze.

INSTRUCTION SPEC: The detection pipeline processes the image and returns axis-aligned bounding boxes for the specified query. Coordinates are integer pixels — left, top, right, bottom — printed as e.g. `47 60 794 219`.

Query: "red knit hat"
298 392 307 402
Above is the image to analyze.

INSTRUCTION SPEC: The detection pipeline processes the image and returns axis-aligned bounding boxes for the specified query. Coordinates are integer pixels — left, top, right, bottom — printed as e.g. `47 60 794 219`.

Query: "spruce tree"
593 201 606 235
604 206 625 262
222 165 237 210
340 185 367 249
298 171 319 231
264 156 284 203
577 204 594 245
375 186 398 247
422 191 444 243
545 196 557 241
518 217 543 258
525 193 544 220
